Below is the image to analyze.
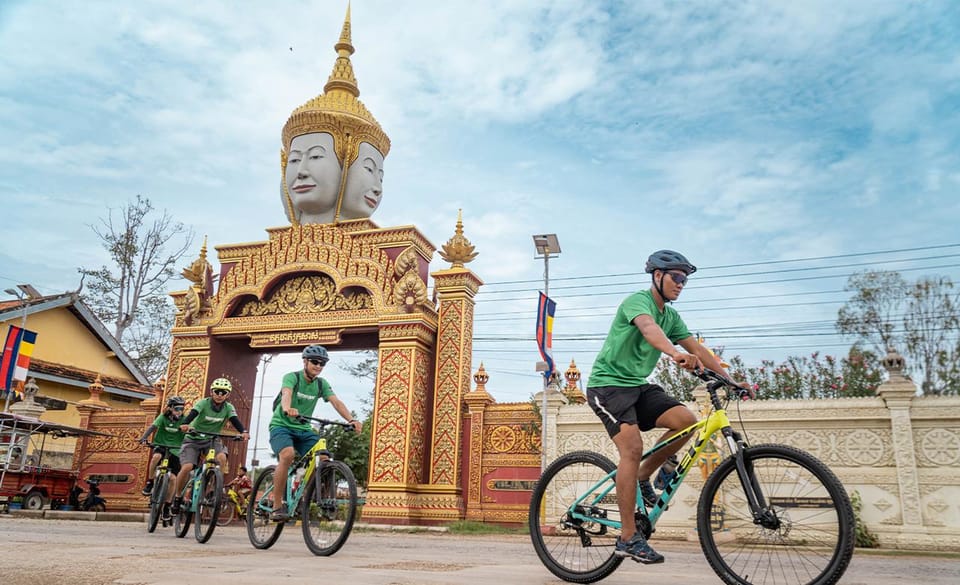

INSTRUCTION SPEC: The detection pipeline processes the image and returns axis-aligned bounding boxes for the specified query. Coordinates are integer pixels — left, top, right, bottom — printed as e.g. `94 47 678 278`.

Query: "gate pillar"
362 319 437 522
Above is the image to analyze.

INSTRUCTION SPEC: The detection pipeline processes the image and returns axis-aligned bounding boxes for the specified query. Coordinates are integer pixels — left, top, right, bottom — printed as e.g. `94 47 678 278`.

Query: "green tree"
837 270 960 395
335 350 377 485
78 195 193 382
903 277 960 395
837 270 908 356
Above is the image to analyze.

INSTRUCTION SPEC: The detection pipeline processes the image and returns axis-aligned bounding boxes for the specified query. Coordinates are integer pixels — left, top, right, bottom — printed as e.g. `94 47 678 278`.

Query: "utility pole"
532 234 560 470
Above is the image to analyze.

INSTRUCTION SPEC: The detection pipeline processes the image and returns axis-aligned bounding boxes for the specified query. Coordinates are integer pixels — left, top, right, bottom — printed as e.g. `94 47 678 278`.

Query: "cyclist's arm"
679 336 729 374
138 425 157 443
179 408 199 432
228 415 248 437
279 386 296 417
328 394 362 432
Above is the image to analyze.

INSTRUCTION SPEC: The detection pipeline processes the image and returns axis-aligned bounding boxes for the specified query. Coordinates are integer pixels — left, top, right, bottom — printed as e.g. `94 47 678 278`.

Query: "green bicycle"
529 368 855 585
143 443 175 533
173 431 242 543
246 417 358 556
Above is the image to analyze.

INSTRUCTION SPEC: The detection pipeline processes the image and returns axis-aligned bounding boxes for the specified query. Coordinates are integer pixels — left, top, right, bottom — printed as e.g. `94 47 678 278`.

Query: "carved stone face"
339 142 384 220
285 132 342 223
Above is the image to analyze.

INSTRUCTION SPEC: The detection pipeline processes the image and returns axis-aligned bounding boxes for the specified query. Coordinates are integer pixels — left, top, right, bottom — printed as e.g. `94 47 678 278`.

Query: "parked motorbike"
68 478 107 512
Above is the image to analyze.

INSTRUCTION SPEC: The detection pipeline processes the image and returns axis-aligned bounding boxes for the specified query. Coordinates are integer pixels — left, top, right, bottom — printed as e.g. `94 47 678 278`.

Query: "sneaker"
161 502 172 521
270 508 290 522
639 479 658 509
141 479 154 496
170 497 183 516
615 533 665 564
654 455 679 490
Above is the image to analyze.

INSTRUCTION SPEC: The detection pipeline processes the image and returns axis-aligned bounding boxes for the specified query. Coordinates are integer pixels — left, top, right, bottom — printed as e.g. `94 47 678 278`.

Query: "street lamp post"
3 287 29 413
250 353 275 468
532 234 560 470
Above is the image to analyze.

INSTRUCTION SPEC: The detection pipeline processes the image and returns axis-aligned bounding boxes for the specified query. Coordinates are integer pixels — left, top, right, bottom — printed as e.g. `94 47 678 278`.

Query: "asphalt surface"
0 516 957 585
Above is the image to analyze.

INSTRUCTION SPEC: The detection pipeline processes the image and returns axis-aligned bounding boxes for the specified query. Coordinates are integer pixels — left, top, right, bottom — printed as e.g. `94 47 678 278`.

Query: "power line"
482 243 960 287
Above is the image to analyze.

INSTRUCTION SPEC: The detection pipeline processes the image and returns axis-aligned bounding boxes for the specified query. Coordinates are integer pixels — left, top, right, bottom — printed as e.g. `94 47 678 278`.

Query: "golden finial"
325 2 358 97
473 362 489 390
562 359 586 404
439 209 478 267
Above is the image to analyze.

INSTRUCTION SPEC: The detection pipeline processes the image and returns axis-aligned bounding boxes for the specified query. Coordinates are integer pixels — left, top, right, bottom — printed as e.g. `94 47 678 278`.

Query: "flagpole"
2 288 28 412
532 234 560 471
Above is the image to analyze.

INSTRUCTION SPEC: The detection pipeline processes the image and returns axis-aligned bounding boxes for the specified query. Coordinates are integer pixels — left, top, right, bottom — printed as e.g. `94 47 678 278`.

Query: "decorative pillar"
463 364 495 521
536 376 568 467
425 210 482 520
876 348 931 547
363 320 437 522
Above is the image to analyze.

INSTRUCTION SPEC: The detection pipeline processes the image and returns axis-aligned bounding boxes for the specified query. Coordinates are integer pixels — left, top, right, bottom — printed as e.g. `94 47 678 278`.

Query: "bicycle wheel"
698 444 855 585
195 468 223 543
216 492 236 526
146 473 168 533
246 465 284 549
174 484 192 538
529 451 623 584
301 461 357 556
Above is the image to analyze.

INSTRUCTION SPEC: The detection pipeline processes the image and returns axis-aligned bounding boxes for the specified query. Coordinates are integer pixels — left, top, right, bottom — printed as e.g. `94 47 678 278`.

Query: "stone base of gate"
361 485 464 525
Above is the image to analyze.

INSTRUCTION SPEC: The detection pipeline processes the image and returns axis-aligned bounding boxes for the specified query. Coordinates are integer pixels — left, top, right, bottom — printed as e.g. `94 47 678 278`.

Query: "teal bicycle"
529 368 854 585
173 431 242 543
246 417 358 556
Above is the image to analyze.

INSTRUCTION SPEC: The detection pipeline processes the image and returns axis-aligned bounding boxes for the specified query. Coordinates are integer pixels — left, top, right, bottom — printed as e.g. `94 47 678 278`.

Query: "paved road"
1 516 957 585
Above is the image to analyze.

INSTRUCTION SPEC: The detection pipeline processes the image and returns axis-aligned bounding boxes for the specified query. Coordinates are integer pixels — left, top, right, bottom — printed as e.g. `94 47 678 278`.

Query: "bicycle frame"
184 447 218 511
567 397 740 530
282 437 330 514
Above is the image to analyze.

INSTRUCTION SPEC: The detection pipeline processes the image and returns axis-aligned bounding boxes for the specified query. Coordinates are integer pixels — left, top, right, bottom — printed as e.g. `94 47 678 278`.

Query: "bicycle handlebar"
293 415 356 431
185 430 246 441
691 367 754 400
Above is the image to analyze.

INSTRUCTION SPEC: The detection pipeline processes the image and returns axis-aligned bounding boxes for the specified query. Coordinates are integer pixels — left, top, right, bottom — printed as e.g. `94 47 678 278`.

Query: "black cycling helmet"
302 344 329 363
645 250 697 275
166 396 186 409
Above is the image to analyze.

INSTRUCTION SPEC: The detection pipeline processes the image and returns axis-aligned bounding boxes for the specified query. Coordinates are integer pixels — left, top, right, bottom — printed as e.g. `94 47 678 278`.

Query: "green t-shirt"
151 413 186 456
269 371 334 432
587 289 692 388
187 397 237 437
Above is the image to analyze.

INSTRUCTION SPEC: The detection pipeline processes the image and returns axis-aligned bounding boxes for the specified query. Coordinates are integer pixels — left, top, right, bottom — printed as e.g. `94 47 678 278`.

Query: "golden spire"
324 2 358 97
181 235 212 292
439 209 478 267
281 3 390 156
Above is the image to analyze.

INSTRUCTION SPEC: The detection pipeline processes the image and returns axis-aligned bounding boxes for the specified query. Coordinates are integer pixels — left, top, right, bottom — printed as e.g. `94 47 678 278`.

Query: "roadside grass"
444 520 529 535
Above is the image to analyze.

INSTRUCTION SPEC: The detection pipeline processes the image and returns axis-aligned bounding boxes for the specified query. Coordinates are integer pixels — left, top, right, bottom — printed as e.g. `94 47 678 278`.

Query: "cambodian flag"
0 325 38 394
536 292 556 379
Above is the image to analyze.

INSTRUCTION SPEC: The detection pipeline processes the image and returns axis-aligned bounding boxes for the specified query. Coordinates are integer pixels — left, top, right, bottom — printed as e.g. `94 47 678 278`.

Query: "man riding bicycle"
138 396 187 518
586 249 752 564
268 345 362 522
171 377 249 515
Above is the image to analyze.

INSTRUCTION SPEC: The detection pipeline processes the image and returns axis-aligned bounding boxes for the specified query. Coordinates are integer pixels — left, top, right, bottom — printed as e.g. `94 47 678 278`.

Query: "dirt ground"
1 516 957 585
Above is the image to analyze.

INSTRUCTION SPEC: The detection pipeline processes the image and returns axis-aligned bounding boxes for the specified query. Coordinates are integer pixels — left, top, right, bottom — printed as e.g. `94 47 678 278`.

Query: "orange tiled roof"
29 358 157 397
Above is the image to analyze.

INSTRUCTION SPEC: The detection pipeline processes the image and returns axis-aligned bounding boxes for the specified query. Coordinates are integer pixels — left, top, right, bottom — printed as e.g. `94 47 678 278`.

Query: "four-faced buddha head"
280 6 390 225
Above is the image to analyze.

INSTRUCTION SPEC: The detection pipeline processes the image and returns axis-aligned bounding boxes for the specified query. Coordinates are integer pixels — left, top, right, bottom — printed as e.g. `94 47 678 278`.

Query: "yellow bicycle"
216 485 246 526
529 368 855 585
246 417 358 556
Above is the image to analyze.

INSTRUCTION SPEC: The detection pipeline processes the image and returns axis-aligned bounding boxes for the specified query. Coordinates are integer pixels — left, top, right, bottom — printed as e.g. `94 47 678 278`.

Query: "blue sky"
2 1 959 452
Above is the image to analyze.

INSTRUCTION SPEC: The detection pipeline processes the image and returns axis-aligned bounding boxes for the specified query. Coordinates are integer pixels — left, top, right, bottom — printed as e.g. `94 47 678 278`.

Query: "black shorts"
586 384 682 437
152 447 182 475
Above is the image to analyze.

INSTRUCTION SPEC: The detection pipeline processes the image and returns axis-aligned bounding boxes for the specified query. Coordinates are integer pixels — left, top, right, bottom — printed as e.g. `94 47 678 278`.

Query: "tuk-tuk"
0 411 110 510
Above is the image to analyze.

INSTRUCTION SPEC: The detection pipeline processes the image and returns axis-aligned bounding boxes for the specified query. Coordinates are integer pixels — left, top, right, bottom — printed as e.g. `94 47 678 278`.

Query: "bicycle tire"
529 451 624 583
697 444 855 585
147 472 168 533
216 491 236 526
174 481 192 538
195 468 223 543
301 461 357 556
246 465 284 549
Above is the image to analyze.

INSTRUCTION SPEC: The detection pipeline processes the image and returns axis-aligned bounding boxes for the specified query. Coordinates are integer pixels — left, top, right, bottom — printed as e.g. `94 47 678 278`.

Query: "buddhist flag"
0 325 38 393
536 292 557 379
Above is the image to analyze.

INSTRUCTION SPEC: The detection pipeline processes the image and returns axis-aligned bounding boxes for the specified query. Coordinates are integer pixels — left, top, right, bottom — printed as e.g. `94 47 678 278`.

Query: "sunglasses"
666 271 688 285
212 389 230 396
171 406 184 411
307 358 328 366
